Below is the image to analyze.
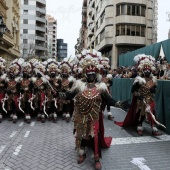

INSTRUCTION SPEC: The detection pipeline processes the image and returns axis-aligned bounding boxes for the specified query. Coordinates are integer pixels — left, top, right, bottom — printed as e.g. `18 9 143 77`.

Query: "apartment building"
79 0 158 68
0 0 20 64
20 0 47 60
47 15 57 59
57 39 67 62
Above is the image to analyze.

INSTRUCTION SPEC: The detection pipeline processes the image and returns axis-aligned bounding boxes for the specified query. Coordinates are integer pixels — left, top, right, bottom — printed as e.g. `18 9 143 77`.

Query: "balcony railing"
36 26 46 32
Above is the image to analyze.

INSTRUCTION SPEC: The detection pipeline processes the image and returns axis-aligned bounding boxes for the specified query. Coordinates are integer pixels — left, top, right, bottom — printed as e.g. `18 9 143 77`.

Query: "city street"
0 108 170 170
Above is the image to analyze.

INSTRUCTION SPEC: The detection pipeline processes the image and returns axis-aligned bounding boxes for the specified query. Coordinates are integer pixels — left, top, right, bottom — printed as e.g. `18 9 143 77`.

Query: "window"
116 24 145 37
23 10 28 14
141 26 145 36
116 5 120 16
23 19 28 24
121 4 126 15
100 29 105 41
23 29 28 34
100 12 105 24
121 25 125 35
23 49 27 54
117 3 146 16
136 6 140 16
132 5 136 15
141 6 146 16
127 25 130 35
24 0 28 5
127 4 131 15
136 26 140 36
23 39 28 44
96 22 98 30
95 36 98 45
131 25 135 36
116 25 121 36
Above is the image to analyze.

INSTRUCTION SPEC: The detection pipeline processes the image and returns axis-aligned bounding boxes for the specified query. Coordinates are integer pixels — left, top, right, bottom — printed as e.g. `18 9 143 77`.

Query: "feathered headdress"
79 49 101 74
8 58 25 76
46 58 59 73
60 57 73 74
134 54 156 71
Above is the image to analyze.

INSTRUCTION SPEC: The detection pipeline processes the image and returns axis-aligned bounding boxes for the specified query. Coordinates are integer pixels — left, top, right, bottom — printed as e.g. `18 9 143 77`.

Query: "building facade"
57 39 67 62
47 15 57 59
79 0 158 68
20 0 47 60
0 0 20 65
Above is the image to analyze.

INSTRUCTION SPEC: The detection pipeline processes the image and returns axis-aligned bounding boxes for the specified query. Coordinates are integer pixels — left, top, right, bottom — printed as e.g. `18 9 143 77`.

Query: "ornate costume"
46 59 61 122
32 62 47 123
59 58 75 122
98 57 113 120
20 61 34 123
115 54 164 136
59 49 124 170
5 58 24 123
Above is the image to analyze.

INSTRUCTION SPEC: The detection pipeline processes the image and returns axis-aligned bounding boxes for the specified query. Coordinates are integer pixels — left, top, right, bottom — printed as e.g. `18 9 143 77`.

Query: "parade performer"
115 54 164 136
32 62 47 123
46 59 61 122
98 57 113 120
58 49 125 170
59 58 75 122
20 61 34 123
0 57 7 123
5 58 24 123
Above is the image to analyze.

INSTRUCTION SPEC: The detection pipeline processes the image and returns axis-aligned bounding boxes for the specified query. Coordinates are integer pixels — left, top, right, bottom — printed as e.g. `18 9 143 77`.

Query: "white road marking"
24 131 30 138
111 135 170 145
30 122 35 126
19 122 24 126
13 145 22 156
0 145 6 154
9 131 17 138
131 158 151 170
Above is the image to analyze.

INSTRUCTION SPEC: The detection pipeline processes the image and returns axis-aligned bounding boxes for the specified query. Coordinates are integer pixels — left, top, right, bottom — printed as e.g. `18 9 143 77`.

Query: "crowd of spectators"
110 57 170 80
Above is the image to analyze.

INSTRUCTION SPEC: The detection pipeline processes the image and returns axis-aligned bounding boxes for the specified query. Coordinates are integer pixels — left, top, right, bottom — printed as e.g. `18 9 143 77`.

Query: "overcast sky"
46 0 170 57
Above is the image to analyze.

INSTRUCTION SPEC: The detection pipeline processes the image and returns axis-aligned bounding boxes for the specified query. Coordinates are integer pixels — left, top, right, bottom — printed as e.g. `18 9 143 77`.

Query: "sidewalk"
0 107 169 170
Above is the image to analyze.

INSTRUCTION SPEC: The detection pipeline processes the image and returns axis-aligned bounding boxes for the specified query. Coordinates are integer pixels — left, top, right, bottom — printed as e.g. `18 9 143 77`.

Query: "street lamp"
0 16 7 37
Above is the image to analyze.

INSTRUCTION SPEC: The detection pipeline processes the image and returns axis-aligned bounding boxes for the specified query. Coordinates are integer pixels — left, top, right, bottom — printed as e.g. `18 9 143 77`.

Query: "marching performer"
59 49 125 170
20 61 34 123
0 57 7 123
59 58 75 122
5 58 24 123
46 59 61 123
98 57 113 120
32 62 47 123
115 54 164 136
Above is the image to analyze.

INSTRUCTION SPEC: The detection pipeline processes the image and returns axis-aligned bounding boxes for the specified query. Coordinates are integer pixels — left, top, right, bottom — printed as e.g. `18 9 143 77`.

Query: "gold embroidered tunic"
73 87 102 149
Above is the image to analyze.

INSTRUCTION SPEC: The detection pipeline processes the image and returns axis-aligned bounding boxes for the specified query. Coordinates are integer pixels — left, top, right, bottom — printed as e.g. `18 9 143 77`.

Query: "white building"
20 0 47 60
47 15 57 59
79 0 158 68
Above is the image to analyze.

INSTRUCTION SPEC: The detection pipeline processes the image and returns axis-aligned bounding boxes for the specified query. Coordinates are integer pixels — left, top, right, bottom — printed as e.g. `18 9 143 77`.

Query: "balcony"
36 0 46 5
95 38 113 51
115 36 146 45
35 35 46 41
36 7 46 14
36 16 46 23
36 26 46 32
35 45 46 51
116 15 146 25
